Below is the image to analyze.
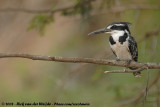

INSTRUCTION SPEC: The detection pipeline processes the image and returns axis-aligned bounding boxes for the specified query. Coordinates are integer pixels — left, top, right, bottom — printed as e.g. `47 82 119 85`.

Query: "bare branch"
91 4 160 16
0 4 159 14
138 27 160 42
104 67 147 73
143 68 149 106
0 53 160 70
0 0 95 14
0 8 51 14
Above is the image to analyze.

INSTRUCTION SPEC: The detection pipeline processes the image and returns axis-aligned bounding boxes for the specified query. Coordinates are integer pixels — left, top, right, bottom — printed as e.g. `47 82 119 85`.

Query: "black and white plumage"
88 22 141 77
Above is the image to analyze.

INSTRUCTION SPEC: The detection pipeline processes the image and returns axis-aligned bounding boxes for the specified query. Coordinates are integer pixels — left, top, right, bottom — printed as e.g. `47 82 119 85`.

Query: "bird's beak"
88 28 112 36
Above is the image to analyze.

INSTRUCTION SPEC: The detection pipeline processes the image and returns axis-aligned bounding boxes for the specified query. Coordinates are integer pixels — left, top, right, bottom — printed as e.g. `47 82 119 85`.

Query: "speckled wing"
128 36 138 62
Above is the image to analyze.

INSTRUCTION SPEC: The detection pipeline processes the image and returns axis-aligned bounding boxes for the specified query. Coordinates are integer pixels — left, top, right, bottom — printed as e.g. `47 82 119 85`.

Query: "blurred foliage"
61 0 92 17
28 0 93 35
99 0 115 9
27 14 54 35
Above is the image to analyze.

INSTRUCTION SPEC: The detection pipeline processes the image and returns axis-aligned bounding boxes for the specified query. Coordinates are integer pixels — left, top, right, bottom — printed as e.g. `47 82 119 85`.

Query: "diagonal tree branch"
118 71 160 107
138 27 160 42
0 53 160 71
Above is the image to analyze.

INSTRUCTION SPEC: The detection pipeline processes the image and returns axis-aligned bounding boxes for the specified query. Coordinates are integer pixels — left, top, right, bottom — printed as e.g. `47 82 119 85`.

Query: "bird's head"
88 22 131 36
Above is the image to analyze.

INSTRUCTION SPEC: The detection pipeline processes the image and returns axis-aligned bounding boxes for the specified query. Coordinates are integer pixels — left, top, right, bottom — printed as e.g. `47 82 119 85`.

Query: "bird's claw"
116 58 120 61
126 59 132 65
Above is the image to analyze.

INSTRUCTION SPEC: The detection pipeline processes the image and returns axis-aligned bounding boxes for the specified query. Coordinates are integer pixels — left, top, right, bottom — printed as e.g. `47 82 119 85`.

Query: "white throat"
111 31 125 42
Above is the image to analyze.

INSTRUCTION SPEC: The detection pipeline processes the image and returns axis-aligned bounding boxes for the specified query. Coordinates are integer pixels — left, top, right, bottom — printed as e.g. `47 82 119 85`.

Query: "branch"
0 8 51 13
0 53 160 70
119 4 160 10
0 0 95 14
0 4 159 14
104 67 147 73
91 4 160 16
138 27 160 42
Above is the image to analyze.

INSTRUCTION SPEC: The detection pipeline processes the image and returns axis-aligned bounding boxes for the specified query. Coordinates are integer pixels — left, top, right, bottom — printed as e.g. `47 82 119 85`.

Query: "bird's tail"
129 67 142 77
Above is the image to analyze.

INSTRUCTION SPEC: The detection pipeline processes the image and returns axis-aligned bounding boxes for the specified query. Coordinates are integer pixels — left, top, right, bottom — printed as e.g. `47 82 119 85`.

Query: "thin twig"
132 72 160 106
104 67 147 74
155 83 160 107
118 71 160 107
143 67 149 106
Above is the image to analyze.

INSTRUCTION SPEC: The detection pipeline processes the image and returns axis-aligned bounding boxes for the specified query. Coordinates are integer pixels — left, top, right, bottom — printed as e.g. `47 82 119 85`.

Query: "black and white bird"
88 22 141 77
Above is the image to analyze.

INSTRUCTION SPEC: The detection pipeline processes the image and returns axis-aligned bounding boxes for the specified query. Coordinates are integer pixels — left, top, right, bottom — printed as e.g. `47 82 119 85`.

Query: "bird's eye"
111 25 116 29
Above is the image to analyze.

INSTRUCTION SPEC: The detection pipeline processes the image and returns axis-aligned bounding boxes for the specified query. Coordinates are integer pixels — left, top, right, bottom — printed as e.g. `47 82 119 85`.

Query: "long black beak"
88 28 112 36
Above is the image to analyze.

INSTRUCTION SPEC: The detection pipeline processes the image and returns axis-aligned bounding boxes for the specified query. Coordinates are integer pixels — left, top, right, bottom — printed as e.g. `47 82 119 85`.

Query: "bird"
88 22 141 77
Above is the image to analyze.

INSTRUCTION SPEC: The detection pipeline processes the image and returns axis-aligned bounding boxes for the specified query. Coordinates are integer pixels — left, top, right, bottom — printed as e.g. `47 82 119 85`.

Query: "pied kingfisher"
88 22 141 77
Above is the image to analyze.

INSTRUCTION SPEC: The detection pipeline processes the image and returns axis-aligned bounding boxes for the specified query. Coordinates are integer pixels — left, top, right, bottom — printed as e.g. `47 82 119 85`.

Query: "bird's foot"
126 59 132 66
116 57 120 61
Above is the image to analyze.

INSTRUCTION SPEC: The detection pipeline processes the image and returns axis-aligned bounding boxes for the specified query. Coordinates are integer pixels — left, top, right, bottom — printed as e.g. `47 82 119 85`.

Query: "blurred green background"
0 0 160 107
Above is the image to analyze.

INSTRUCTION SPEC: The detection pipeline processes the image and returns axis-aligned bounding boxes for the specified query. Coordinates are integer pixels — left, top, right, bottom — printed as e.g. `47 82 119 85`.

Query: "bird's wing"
110 47 117 57
128 36 138 62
